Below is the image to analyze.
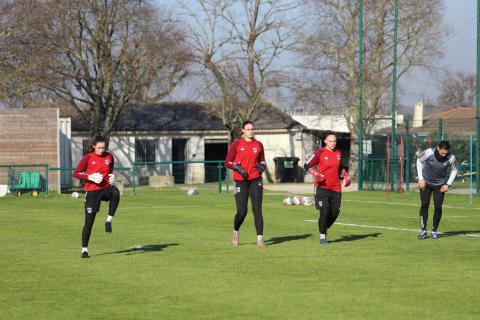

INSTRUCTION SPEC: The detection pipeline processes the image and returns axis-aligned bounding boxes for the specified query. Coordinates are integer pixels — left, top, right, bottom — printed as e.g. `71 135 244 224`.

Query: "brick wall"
0 108 60 191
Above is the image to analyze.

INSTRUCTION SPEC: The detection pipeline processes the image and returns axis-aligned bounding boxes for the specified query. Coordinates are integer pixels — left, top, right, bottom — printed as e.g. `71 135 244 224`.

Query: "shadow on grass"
439 231 480 238
265 233 312 245
96 243 179 256
329 233 381 243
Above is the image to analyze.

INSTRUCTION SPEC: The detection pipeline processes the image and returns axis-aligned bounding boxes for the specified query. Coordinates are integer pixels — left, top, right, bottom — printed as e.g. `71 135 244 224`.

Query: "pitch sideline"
304 220 480 238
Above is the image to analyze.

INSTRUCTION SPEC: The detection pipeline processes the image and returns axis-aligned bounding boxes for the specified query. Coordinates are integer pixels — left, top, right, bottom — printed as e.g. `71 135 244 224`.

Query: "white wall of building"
255 130 314 182
290 113 404 133
290 115 349 132
70 130 311 184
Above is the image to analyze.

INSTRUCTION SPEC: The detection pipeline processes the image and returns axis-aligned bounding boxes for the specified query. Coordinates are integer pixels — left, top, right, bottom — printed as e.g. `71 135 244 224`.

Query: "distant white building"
286 110 403 133
60 102 314 186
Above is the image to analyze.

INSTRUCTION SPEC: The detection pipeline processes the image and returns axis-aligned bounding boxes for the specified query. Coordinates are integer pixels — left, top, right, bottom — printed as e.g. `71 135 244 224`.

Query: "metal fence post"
390 0 399 192
45 164 49 197
225 169 230 193
132 163 136 196
217 161 222 194
405 122 411 192
357 0 364 190
476 0 480 194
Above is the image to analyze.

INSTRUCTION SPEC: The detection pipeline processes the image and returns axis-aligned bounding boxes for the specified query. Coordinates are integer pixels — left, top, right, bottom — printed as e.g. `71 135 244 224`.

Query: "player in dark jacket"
416 140 457 240
73 136 120 258
224 121 267 248
304 131 350 244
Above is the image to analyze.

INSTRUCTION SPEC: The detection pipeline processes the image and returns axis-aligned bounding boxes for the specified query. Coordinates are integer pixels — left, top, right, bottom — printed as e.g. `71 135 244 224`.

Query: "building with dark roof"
61 102 312 184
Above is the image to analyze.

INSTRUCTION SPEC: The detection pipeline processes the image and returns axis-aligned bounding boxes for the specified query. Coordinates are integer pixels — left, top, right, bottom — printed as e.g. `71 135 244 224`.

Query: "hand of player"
108 173 115 185
88 172 103 184
256 162 266 174
418 179 426 190
308 168 325 183
440 184 449 193
341 169 350 187
233 163 248 178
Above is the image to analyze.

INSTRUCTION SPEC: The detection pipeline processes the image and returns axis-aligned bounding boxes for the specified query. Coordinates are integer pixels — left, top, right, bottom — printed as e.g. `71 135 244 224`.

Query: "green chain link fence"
0 161 230 197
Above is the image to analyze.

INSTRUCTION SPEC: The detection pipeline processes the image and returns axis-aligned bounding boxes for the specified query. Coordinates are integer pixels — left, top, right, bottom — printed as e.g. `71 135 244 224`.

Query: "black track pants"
419 183 445 232
315 187 342 235
82 185 120 247
233 177 264 235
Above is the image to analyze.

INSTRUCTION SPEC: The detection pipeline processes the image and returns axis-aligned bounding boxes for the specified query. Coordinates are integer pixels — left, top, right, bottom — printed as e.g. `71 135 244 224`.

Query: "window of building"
135 139 156 163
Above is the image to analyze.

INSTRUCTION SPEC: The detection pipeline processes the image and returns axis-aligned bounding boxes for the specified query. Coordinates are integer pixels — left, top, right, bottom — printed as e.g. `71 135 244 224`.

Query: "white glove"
108 173 115 185
88 172 103 184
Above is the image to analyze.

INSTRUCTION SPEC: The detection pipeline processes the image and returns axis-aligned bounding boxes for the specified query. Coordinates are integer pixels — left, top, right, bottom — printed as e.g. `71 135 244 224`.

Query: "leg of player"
249 177 265 248
418 186 432 240
81 192 101 258
315 187 330 244
431 186 445 240
232 180 249 246
102 185 120 233
326 190 342 230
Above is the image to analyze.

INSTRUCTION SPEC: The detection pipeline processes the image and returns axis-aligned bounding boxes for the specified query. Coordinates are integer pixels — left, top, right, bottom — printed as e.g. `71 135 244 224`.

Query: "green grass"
1 189 479 319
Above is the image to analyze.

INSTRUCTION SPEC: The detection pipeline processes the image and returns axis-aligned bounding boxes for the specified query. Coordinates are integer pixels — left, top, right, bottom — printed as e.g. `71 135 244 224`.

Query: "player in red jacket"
73 136 120 258
304 131 350 244
224 121 267 248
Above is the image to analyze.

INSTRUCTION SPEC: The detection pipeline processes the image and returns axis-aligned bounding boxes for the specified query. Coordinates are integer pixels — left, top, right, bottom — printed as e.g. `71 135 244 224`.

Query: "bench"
8 170 42 195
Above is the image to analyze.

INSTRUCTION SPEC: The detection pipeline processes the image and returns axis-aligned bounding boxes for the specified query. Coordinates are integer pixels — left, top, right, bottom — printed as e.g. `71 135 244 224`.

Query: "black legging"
82 185 120 247
315 187 342 235
419 183 445 232
233 177 264 235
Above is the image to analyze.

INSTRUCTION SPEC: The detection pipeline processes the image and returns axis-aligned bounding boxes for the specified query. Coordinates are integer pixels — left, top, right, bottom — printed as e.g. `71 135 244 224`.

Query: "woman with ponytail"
73 136 120 258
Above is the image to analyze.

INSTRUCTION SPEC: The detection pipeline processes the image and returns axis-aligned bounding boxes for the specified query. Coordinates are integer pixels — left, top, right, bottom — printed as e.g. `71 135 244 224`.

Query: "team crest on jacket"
240 147 245 152
253 147 257 153
105 159 110 165
337 154 341 160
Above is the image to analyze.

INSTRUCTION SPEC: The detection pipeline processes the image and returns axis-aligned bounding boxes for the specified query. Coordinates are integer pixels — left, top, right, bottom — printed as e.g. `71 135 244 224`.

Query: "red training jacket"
304 147 343 192
73 152 114 192
224 137 265 181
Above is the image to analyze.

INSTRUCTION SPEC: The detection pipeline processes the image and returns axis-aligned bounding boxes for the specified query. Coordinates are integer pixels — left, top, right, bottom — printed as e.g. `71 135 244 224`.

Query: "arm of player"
308 168 325 183
233 163 248 178
224 140 238 170
108 171 115 185
108 156 115 185
417 157 426 190
256 161 266 174
303 152 320 172
341 169 351 187
441 155 458 192
72 155 103 184
416 149 433 190
416 149 432 181
256 144 266 174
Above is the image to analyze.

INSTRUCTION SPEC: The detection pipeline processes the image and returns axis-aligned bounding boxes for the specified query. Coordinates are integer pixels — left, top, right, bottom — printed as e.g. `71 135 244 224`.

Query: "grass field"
1 189 479 319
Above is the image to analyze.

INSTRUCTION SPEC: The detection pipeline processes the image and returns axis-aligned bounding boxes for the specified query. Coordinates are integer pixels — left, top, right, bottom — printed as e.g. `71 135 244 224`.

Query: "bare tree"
294 0 445 177
180 0 300 140
1 0 190 139
0 1 52 107
437 70 475 108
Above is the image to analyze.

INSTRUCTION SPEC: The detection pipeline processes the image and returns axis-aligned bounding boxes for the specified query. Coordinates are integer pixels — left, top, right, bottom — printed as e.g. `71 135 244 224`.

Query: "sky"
399 0 477 108
154 0 478 110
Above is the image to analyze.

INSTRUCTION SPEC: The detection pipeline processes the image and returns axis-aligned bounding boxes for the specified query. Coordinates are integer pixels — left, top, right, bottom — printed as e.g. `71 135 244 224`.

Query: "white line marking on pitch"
0 202 283 213
343 199 480 211
406 216 471 219
304 220 480 238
